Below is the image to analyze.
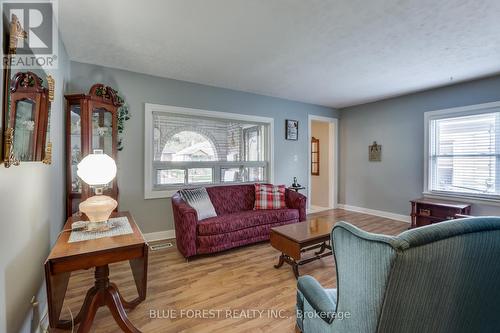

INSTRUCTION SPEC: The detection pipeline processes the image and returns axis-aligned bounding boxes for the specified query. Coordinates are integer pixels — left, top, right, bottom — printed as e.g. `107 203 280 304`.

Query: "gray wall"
0 45 70 332
339 75 500 216
69 61 338 234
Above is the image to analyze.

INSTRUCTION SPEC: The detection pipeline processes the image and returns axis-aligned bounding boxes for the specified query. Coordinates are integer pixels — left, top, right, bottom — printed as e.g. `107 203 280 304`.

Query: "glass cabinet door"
13 99 36 161
91 108 113 155
91 107 114 189
70 104 82 193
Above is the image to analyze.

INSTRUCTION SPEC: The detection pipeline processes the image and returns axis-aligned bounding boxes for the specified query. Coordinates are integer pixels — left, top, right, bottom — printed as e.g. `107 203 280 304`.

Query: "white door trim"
308 115 339 210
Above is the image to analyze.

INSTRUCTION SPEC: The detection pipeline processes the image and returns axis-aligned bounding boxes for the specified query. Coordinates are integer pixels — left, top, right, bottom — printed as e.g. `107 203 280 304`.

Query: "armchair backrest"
331 217 500 333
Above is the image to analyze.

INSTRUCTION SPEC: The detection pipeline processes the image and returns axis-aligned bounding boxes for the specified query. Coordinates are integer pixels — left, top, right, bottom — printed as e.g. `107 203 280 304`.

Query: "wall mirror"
2 14 54 167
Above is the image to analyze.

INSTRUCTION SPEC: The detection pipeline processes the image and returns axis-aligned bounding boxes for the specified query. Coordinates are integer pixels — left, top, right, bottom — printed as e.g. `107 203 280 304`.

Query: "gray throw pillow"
179 187 217 221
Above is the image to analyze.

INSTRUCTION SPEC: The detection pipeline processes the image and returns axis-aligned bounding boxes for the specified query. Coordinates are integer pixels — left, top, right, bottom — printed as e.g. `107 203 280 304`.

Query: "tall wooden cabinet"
65 84 123 217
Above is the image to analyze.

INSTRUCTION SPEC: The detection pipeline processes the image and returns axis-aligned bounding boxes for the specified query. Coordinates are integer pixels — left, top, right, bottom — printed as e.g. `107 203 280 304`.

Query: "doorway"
308 115 338 213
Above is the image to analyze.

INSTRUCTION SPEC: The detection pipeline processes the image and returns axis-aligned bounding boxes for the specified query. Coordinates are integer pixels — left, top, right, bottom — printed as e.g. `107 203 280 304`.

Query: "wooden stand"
45 212 147 333
58 265 143 333
410 197 472 228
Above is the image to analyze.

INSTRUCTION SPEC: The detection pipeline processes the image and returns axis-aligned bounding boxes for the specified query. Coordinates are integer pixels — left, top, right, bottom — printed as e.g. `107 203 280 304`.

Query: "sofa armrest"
171 193 198 258
297 275 337 324
286 189 307 221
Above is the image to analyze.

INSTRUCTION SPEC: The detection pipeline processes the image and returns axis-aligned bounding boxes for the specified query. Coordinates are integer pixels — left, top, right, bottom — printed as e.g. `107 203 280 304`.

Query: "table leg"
292 261 300 279
45 262 71 329
129 246 148 302
281 254 301 279
106 284 142 333
314 242 327 255
74 265 143 333
77 292 102 333
274 245 333 279
274 254 285 268
56 287 96 329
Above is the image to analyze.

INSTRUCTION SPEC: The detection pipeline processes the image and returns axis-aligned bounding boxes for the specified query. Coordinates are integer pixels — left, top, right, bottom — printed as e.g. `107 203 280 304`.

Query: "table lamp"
77 149 117 231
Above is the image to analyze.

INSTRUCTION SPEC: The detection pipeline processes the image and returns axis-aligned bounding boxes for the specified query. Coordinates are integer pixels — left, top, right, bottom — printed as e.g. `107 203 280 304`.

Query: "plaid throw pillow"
254 184 286 210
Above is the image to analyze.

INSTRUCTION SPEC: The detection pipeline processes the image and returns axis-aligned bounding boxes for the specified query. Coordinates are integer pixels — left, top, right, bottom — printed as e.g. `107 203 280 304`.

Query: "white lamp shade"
77 152 117 186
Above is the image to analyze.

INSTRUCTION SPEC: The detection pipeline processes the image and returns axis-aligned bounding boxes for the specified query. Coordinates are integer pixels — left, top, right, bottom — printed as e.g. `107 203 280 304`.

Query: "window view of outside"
161 131 216 161
188 168 213 183
157 169 185 185
152 115 268 188
431 113 499 196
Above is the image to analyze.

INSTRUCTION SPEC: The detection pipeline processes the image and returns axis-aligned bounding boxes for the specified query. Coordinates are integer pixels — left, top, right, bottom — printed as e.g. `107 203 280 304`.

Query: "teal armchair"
296 217 500 333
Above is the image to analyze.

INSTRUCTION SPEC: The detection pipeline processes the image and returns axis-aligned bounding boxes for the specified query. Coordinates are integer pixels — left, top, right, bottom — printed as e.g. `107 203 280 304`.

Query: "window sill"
422 192 500 207
145 181 264 199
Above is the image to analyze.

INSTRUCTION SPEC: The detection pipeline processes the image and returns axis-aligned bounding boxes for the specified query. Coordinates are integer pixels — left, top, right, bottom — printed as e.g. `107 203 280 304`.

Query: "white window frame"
144 103 274 199
424 101 500 204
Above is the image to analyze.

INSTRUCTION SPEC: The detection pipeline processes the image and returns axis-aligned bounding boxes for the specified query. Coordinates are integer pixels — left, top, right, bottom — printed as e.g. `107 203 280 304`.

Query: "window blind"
429 112 500 197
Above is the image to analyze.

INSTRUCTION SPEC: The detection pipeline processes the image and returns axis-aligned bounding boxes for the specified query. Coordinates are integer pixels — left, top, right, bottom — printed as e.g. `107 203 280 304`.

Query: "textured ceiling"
59 0 500 108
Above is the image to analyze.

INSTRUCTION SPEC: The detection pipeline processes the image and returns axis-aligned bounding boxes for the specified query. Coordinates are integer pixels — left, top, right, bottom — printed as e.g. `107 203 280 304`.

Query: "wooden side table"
288 186 306 192
410 198 472 228
44 211 148 333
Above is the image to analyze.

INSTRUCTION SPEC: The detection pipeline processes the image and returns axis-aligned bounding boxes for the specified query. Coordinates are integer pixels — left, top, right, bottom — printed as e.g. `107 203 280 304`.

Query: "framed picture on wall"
286 119 298 140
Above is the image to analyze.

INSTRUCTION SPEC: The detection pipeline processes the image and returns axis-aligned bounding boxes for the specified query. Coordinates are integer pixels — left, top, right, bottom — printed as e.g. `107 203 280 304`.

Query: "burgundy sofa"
171 184 307 258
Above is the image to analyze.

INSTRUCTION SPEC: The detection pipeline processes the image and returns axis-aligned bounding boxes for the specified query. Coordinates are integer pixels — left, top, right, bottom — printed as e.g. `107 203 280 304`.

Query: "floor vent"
149 242 174 251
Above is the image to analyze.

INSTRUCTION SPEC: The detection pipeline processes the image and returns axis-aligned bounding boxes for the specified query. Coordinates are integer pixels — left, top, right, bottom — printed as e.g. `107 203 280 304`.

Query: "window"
145 104 273 198
425 103 500 200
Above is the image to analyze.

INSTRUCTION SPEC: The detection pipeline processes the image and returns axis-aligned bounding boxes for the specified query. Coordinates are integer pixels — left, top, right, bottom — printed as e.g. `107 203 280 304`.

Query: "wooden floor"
52 209 408 333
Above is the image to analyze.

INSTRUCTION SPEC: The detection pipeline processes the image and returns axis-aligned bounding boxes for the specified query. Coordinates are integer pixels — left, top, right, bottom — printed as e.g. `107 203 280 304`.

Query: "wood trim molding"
144 230 176 242
337 204 410 223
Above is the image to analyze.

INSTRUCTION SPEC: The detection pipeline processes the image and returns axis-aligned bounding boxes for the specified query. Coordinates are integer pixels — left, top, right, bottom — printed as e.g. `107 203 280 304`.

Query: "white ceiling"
59 0 500 108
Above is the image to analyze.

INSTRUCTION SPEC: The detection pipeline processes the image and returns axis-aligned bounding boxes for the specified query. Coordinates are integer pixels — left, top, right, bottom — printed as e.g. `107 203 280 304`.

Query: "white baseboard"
144 229 176 242
337 204 410 223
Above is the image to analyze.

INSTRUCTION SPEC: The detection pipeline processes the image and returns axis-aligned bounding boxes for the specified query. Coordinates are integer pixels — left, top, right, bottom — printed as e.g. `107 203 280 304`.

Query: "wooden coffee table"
270 217 335 278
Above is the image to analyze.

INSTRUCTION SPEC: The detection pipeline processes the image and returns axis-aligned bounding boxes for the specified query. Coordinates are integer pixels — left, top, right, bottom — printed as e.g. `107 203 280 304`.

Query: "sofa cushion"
206 185 256 215
197 208 299 236
197 219 298 254
254 183 286 210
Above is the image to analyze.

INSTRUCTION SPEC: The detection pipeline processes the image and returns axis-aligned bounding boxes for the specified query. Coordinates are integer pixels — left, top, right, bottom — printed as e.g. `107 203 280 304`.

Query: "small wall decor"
286 119 298 140
2 14 28 163
42 142 52 165
369 141 382 161
311 136 319 175
47 75 55 102
3 128 20 167
7 71 50 162
2 15 54 167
